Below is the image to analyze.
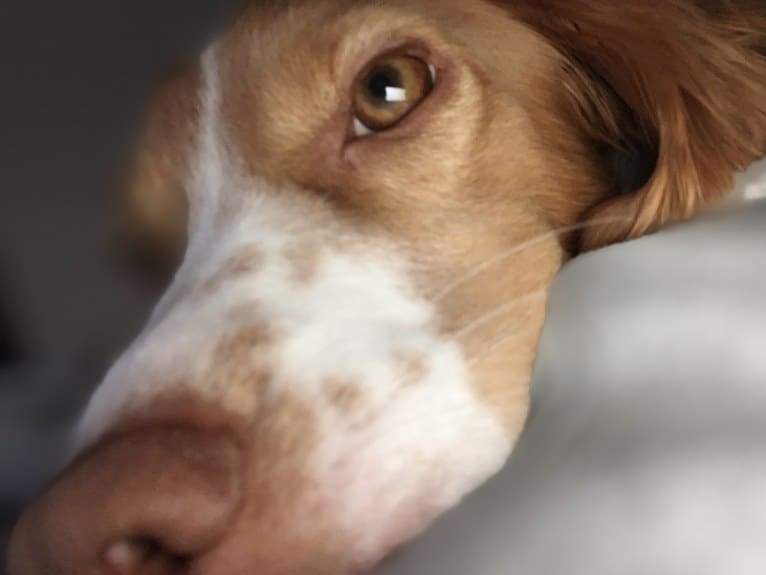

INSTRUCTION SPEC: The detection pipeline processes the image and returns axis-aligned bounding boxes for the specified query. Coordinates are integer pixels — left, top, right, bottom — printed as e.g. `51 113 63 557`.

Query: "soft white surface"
382 158 766 575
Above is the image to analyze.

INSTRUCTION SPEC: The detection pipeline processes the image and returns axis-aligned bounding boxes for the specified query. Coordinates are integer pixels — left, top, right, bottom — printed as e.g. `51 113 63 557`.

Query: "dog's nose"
7 425 242 575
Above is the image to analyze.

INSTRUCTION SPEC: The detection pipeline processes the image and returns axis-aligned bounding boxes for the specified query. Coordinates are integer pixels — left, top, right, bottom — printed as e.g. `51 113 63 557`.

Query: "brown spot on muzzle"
199 247 265 295
393 350 429 388
7 425 242 575
206 323 282 415
282 240 322 286
324 377 365 412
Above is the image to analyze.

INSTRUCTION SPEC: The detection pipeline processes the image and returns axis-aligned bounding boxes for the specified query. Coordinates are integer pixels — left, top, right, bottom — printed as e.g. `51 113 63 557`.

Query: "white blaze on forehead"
187 44 227 243
76 39 511 560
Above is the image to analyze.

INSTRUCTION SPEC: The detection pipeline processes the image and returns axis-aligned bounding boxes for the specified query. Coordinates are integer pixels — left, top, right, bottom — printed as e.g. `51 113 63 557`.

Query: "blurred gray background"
2 2 765 574
0 0 243 560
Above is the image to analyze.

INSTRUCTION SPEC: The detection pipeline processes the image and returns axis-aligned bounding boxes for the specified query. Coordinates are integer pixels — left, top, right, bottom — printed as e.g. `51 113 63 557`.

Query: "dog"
8 1 766 573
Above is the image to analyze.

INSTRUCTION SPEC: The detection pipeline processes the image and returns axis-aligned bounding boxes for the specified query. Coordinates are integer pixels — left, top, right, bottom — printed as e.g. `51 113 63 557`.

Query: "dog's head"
9 1 766 573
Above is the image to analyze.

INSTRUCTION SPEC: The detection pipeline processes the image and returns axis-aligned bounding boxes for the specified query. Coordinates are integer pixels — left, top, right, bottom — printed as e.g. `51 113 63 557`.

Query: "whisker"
453 289 548 342
433 216 631 304
349 378 530 454
465 312 545 366
467 332 522 367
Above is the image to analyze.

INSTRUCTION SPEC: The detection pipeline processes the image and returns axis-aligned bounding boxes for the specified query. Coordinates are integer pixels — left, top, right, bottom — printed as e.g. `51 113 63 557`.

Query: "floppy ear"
514 0 766 250
118 66 196 274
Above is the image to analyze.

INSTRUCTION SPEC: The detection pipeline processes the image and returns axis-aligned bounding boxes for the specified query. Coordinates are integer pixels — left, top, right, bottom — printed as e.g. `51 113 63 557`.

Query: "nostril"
7 425 242 575
104 539 152 572
103 538 189 575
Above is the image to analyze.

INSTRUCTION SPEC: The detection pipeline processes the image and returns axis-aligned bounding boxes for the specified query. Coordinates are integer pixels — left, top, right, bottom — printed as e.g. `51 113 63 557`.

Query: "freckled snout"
7 426 242 575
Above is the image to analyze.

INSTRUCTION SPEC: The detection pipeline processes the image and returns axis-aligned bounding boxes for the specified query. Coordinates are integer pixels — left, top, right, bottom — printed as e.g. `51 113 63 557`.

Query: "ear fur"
511 0 766 250
118 65 197 274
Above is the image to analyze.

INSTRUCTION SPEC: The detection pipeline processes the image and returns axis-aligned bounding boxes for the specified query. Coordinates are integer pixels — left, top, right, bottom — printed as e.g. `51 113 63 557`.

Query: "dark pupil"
366 65 403 103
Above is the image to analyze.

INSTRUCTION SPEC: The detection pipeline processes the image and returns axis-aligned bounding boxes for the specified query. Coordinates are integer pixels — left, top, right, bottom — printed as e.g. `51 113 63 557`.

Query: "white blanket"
383 159 766 575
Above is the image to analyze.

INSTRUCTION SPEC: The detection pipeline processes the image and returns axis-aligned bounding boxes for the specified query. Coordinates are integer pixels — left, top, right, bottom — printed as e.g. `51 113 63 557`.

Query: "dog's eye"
352 55 436 137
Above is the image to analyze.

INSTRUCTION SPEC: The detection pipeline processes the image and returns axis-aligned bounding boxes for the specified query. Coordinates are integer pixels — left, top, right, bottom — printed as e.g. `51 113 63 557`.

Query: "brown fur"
282 240 323 286
120 64 198 269
504 0 766 249
324 377 367 412
208 324 279 402
393 350 429 388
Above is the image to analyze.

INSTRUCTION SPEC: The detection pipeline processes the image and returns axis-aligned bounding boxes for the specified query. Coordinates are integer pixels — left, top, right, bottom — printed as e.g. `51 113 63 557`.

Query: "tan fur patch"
199 247 265 295
323 377 365 412
282 240 322 286
393 350 429 388
205 323 281 416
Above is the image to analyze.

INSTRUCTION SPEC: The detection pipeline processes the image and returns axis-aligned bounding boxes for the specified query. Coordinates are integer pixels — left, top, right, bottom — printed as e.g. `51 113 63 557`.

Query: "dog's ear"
515 1 766 251
118 65 196 275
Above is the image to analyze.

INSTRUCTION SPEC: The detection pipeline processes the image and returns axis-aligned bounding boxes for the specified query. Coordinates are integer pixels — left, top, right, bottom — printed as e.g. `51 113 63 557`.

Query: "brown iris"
353 54 435 134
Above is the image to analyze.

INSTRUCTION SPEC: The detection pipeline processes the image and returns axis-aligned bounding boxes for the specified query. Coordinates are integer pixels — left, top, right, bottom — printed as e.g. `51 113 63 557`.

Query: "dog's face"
9 1 766 574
